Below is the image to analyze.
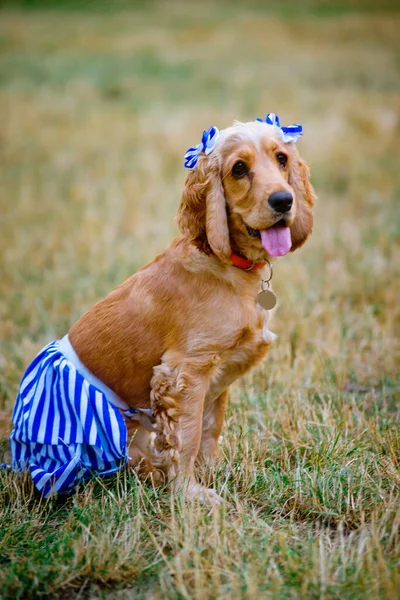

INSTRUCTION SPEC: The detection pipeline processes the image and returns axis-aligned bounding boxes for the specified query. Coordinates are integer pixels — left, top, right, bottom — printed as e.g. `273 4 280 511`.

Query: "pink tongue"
261 226 292 257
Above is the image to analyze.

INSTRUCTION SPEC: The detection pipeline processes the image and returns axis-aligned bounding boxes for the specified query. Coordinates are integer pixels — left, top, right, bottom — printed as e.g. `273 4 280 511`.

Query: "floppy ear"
176 156 231 262
176 163 207 244
288 153 317 252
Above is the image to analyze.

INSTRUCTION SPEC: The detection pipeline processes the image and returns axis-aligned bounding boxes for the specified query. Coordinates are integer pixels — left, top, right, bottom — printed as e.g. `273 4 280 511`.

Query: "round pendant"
257 290 277 310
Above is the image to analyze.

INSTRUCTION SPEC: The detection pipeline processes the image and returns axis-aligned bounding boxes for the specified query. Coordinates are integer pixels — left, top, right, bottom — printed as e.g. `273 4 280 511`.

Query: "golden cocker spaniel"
68 117 316 502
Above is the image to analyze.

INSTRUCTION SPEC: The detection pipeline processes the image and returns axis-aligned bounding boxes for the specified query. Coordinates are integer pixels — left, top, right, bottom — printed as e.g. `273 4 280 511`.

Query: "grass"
0 1 400 598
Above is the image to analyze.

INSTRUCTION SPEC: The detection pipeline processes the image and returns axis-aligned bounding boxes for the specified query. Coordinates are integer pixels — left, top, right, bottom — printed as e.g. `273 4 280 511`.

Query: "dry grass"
0 1 399 598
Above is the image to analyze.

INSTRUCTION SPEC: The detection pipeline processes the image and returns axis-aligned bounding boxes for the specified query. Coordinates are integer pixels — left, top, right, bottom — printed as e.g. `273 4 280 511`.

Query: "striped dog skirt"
9 337 131 497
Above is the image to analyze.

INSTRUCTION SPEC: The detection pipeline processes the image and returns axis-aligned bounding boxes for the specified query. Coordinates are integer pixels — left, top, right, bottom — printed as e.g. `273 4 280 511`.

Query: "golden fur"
69 120 316 502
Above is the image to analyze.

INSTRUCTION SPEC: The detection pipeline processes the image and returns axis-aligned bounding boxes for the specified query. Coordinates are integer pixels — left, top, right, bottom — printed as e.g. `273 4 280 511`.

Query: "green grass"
0 1 399 598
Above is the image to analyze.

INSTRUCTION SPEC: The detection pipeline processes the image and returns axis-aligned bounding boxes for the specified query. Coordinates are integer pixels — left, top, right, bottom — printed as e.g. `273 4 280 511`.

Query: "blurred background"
0 0 399 419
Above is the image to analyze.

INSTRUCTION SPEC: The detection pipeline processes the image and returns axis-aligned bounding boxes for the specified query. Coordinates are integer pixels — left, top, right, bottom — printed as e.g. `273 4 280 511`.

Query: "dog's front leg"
150 357 222 504
200 389 228 465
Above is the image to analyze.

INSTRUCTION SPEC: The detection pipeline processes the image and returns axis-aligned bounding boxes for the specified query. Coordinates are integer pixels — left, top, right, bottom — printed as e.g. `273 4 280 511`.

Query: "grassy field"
0 1 400 598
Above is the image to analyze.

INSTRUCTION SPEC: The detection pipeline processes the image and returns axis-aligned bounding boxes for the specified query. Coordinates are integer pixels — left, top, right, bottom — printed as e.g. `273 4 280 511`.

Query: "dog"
9 114 316 501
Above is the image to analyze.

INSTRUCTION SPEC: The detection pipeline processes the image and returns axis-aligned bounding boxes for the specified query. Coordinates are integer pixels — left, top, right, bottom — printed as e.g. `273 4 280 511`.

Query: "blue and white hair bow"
184 126 219 170
257 113 303 143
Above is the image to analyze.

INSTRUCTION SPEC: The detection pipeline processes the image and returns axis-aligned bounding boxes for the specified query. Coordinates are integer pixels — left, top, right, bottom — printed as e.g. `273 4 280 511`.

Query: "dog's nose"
268 191 293 213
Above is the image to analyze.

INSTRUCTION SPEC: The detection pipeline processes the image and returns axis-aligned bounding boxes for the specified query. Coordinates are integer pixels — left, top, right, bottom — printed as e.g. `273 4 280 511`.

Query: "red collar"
230 252 266 271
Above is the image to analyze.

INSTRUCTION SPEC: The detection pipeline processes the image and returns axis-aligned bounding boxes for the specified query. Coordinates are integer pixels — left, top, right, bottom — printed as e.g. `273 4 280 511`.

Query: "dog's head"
176 119 316 263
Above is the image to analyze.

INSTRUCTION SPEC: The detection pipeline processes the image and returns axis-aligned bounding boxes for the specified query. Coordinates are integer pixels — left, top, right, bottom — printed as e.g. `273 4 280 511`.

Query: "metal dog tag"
257 260 276 310
257 290 277 310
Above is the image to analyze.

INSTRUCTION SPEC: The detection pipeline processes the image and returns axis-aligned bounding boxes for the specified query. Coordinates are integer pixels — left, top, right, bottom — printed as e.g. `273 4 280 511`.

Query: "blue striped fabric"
10 340 129 497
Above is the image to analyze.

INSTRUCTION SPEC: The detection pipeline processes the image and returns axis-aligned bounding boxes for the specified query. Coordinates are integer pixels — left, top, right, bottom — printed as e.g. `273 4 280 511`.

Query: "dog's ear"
176 156 231 262
205 160 231 262
289 152 316 252
176 163 207 243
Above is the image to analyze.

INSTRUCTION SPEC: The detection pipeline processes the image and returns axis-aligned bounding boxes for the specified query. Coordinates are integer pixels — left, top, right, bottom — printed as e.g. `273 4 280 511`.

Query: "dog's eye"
276 153 288 168
231 161 248 178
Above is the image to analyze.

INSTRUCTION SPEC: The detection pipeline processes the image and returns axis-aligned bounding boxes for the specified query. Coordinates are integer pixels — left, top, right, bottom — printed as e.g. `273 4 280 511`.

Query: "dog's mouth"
246 219 292 257
246 225 262 239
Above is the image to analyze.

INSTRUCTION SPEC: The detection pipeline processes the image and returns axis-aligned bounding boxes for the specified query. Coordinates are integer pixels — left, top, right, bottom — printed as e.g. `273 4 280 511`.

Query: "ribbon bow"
256 113 303 143
184 126 220 170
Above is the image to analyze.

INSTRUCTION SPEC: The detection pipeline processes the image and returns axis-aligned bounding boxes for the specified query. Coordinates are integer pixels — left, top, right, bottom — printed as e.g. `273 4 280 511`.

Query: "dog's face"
177 121 316 262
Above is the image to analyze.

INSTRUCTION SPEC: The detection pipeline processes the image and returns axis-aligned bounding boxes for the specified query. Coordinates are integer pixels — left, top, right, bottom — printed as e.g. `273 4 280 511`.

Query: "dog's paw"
183 480 223 506
199 440 220 467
